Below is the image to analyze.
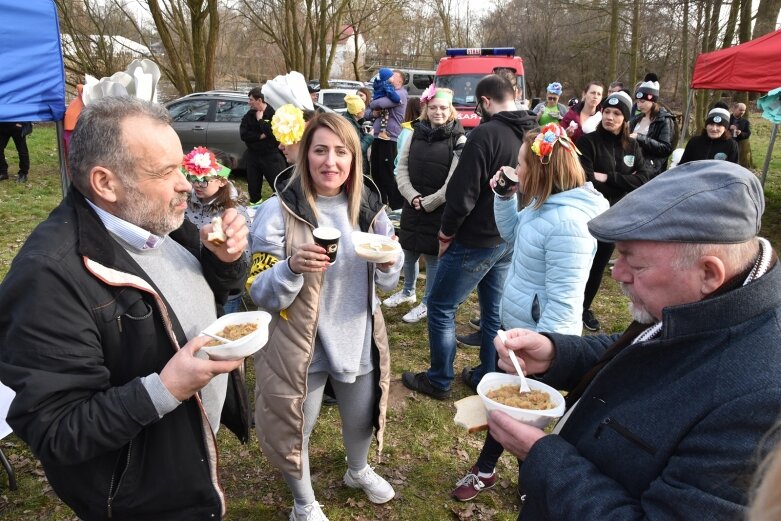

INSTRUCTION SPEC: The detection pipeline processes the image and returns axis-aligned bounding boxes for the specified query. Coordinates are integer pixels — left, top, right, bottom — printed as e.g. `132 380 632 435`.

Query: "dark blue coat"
519 260 781 520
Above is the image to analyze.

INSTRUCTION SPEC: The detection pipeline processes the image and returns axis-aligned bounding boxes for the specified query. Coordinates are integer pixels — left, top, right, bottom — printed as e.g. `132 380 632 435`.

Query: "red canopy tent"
684 28 781 185
691 28 781 92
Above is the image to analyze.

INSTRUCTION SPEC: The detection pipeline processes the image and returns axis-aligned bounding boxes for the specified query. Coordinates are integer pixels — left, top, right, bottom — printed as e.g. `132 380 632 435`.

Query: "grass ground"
0 119 779 520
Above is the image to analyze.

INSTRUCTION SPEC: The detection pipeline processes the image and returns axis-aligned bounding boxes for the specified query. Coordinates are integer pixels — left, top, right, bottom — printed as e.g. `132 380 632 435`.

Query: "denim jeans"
402 249 440 305
426 240 513 390
223 292 244 314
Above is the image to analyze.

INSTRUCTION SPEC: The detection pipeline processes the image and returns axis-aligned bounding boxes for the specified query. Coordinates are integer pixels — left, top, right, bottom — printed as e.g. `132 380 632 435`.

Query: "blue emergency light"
445 48 516 57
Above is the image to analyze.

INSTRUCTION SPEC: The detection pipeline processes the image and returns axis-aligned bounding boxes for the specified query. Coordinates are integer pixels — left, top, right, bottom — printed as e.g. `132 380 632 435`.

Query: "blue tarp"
0 1 66 122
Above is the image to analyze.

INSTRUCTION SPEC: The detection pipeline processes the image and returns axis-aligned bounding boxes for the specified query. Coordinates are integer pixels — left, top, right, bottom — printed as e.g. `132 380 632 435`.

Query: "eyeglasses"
547 96 558 101
474 98 485 118
186 174 218 187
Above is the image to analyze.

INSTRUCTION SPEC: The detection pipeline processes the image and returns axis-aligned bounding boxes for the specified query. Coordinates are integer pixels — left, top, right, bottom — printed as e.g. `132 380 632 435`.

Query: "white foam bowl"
200 311 272 361
352 231 401 263
477 372 566 429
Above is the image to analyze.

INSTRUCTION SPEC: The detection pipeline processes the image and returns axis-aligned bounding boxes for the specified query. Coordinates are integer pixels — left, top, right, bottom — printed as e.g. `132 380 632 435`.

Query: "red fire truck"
434 48 526 131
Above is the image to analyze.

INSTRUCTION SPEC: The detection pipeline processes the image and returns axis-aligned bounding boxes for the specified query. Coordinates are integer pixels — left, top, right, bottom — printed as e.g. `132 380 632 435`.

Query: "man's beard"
115 184 186 237
619 283 657 324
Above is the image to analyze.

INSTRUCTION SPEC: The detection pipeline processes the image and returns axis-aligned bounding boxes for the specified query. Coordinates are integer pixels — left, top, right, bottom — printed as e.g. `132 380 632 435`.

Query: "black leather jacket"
629 108 676 174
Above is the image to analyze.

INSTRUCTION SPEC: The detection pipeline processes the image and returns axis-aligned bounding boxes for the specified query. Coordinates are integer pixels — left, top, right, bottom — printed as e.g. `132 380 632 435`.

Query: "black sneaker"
401 371 451 400
457 331 481 348
461 367 478 392
468 317 481 331
16 172 27 183
583 309 600 331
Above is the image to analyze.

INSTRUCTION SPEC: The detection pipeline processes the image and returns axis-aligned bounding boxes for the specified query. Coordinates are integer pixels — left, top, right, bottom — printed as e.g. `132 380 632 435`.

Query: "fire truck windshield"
435 74 484 107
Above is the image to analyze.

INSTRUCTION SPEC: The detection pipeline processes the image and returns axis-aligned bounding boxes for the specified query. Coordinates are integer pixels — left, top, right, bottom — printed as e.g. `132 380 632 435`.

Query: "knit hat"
588 160 763 244
378 68 393 82
706 102 731 126
635 73 660 102
344 94 365 116
603 90 632 120
546 82 563 96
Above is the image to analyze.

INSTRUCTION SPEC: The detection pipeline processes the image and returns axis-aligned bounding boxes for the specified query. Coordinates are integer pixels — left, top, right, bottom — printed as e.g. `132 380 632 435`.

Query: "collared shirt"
86 199 166 250
85 199 181 418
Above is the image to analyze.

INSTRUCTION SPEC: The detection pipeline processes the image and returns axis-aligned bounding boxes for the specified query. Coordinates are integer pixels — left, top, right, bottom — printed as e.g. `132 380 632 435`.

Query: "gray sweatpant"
284 371 375 506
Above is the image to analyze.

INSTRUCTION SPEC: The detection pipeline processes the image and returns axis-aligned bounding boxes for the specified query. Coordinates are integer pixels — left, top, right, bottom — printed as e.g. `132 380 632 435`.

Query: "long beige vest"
253 188 391 478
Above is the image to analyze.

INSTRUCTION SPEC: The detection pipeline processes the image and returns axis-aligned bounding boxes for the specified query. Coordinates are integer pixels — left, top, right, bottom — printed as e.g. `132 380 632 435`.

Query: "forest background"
56 0 781 134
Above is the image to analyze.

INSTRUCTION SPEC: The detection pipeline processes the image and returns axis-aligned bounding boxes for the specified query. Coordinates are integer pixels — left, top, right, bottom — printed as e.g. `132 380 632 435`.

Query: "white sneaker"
289 501 329 521
343 465 396 504
402 303 427 323
382 290 416 308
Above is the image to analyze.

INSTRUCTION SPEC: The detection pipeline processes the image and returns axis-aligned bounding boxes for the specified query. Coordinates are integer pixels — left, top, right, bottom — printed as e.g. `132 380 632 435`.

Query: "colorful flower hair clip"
531 123 580 164
272 104 306 146
181 147 229 179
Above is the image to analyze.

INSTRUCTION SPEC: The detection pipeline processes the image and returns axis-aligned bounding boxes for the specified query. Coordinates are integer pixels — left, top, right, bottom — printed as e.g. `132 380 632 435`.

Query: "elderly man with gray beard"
486 160 781 520
0 97 249 520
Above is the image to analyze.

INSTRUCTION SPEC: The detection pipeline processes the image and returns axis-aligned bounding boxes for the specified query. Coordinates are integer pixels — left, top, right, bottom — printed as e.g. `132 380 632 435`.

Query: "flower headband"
182 147 230 179
420 84 453 105
530 123 580 163
272 103 306 146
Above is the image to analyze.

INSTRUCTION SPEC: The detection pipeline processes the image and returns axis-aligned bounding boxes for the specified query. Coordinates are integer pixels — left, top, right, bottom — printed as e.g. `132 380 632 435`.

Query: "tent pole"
680 89 695 146
760 123 778 188
56 120 70 197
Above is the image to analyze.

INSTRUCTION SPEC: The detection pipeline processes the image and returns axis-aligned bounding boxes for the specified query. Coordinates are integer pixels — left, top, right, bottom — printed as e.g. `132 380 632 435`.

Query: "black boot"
16 172 28 183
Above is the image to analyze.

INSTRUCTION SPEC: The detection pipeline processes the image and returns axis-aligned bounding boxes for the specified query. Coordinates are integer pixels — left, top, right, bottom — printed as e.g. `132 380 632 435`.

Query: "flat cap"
588 160 764 243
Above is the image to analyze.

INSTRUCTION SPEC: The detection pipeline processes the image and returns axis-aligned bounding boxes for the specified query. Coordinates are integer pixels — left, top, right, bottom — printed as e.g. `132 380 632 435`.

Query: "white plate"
352 231 401 263
477 372 565 429
200 311 271 361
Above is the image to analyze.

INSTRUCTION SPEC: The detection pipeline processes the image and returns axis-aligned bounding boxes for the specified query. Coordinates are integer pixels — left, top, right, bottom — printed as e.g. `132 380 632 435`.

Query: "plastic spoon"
497 329 531 393
200 331 231 344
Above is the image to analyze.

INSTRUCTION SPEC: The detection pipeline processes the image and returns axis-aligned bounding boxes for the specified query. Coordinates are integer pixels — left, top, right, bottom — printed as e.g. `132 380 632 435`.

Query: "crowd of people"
0 66 777 521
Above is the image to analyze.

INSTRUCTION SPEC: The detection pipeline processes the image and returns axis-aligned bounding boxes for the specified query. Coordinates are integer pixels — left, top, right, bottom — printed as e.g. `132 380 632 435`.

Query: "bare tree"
752 0 781 39
56 0 146 88
238 0 353 84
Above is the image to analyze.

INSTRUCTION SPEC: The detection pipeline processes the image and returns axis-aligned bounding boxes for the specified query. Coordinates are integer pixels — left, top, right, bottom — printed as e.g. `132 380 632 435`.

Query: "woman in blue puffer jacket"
451 123 608 502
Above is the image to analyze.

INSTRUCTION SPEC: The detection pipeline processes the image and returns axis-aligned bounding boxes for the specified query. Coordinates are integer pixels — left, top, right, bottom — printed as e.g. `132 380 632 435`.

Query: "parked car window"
322 92 348 111
168 100 211 122
214 100 246 122
412 74 434 90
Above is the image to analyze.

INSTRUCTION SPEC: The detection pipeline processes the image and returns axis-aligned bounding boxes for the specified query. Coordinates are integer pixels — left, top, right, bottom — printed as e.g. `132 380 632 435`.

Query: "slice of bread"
454 395 488 432
207 216 226 245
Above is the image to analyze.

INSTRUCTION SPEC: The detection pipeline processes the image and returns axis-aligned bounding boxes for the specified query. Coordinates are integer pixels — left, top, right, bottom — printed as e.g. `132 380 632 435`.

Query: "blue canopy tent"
0 0 66 490
0 1 68 193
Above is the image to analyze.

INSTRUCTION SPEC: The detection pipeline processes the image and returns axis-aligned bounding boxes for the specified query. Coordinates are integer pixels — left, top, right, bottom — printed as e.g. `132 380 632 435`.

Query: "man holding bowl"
489 161 781 520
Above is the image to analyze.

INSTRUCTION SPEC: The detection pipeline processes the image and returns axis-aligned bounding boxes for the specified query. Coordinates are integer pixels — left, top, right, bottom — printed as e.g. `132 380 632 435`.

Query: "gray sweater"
249 192 401 382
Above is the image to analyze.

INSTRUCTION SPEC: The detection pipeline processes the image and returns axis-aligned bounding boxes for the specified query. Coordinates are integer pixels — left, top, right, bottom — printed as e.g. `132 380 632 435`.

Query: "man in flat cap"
486 160 781 520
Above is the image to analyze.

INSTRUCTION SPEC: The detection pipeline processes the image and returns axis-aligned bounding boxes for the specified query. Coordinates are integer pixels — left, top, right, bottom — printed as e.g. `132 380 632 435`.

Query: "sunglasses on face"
547 96 557 101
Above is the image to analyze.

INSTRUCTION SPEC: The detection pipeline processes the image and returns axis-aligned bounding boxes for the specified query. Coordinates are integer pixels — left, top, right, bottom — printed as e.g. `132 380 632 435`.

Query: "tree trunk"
628 0 640 86
607 0 619 82
753 0 781 39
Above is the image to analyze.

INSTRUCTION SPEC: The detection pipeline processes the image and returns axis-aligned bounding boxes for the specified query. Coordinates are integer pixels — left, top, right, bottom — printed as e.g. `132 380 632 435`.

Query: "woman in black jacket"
576 90 653 331
629 74 676 175
679 103 739 165
388 86 466 323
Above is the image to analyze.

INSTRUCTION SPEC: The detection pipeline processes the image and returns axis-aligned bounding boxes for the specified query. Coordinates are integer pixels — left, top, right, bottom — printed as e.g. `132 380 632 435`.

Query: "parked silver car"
164 90 333 175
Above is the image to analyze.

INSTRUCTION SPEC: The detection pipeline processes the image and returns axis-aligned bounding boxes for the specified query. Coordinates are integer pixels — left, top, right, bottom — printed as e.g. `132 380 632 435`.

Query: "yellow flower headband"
272 104 306 146
530 123 580 164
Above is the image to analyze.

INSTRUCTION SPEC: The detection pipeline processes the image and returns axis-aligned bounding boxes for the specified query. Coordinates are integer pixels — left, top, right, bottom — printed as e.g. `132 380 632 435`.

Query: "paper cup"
313 227 341 264
493 165 519 197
